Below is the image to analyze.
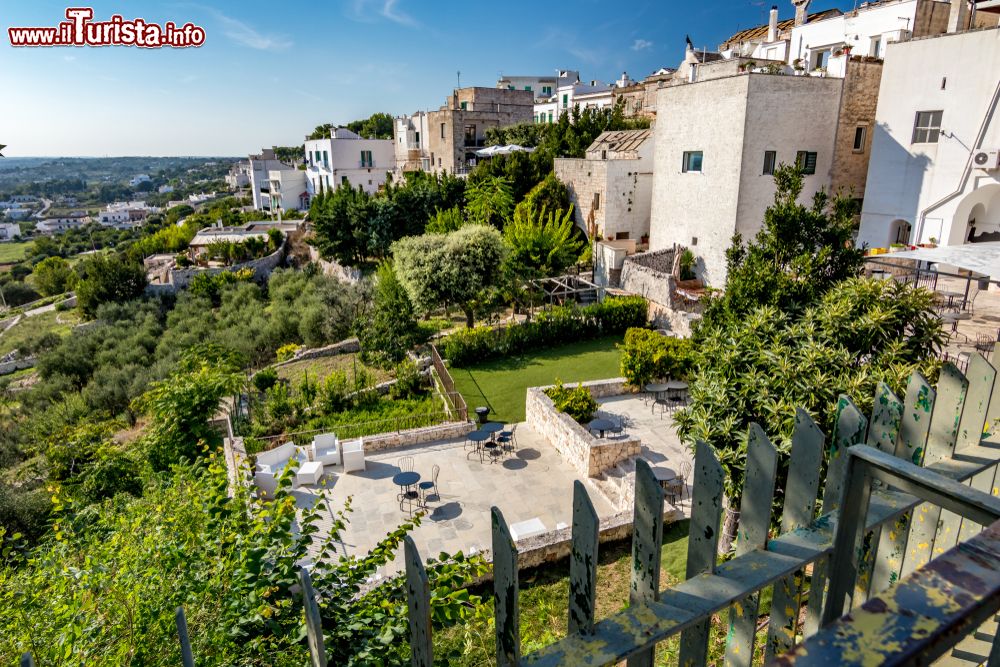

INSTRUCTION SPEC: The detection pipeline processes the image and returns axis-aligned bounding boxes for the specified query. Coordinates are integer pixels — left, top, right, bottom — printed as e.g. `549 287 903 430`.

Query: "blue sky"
1 0 856 157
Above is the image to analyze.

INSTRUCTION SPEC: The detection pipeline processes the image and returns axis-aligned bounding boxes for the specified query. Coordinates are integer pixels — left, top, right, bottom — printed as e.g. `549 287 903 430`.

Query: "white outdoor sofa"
254 442 307 496
341 438 366 473
312 433 341 467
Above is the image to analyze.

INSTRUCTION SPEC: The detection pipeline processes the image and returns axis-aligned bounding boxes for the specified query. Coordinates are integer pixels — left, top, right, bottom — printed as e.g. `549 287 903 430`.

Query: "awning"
874 242 1000 279
474 144 536 157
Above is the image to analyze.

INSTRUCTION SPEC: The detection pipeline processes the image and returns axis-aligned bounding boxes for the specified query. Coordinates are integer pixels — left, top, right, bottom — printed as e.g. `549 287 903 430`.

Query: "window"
796 150 818 174
414 131 420 145
341 176 348 186
853 126 867 153
912 110 943 143
811 49 831 70
440 123 446 139
460 101 467 110
870 36 882 59
542 86 552 95
548 111 553 123
682 151 704 173
593 193 600 211
562 93 568 109
464 124 477 146
763 150 777 175
601 150 607 160
525 85 532 91
322 150 329 167
360 150 373 168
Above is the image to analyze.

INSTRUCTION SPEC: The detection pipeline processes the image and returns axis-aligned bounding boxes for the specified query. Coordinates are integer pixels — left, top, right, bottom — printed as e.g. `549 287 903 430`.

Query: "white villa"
533 70 635 124
304 127 394 196
0 222 21 240
857 20 1000 248
248 148 297 212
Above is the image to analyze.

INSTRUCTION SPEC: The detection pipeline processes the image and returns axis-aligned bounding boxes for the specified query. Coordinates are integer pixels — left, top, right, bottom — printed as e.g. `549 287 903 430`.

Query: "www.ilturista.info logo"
8 7 205 48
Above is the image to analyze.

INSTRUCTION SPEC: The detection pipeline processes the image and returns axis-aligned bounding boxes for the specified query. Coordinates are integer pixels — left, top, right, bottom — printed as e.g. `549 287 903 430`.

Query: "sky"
0 0 860 157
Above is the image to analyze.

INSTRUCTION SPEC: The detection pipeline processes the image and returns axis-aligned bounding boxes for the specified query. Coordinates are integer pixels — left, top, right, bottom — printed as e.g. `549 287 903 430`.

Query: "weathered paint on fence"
493 506 521 667
569 480 599 635
627 458 665 667
677 442 723 667
300 568 328 667
764 409 825 663
724 424 778 667
176 607 195 667
404 535 433 667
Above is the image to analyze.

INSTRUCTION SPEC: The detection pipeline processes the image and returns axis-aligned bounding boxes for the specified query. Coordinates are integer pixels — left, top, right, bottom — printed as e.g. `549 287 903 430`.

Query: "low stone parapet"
362 420 474 454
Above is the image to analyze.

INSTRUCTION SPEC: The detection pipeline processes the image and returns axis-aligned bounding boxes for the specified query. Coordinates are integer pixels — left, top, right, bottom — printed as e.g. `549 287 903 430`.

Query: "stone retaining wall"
363 420 475 453
525 378 641 477
0 356 35 376
309 245 363 284
272 337 361 367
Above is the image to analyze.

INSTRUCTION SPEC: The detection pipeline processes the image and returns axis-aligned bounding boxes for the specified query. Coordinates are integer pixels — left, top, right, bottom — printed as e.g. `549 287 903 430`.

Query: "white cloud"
198 7 292 51
632 38 653 51
348 0 420 27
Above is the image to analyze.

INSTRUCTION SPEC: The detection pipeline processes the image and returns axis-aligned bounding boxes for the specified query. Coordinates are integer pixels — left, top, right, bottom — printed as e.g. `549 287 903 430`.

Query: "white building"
36 213 89 234
554 129 654 242
394 112 431 173
248 148 297 211
858 22 1000 249
5 208 31 221
129 174 151 187
225 161 251 190
497 74 558 100
158 184 175 194
648 73 844 286
304 127 394 196
534 71 619 124
267 168 308 213
0 223 21 240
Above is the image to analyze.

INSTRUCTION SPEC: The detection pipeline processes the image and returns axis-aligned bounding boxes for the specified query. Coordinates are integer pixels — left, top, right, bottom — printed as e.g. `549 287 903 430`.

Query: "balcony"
463 138 486 148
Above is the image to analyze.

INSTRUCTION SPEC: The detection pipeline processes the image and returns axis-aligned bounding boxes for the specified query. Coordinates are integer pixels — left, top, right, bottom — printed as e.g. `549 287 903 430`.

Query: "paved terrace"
292 394 692 574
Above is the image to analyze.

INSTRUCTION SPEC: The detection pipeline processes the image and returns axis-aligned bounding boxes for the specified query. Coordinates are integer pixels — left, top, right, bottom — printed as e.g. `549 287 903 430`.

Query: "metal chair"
498 424 518 453
419 464 440 502
975 332 997 356
664 461 692 504
608 414 627 438
398 456 414 472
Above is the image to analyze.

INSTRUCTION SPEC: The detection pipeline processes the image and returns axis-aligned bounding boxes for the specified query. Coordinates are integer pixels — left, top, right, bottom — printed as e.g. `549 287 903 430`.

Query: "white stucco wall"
650 73 843 287
789 0 923 65
857 27 1000 249
305 135 393 195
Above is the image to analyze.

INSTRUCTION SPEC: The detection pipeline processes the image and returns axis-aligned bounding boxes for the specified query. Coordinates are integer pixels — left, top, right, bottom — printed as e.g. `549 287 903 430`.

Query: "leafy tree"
618 328 694 388
465 175 514 228
698 164 863 334
503 204 584 278
425 206 467 233
307 123 334 140
31 256 75 296
356 262 420 368
394 225 507 327
346 112 394 139
75 255 148 318
515 172 570 220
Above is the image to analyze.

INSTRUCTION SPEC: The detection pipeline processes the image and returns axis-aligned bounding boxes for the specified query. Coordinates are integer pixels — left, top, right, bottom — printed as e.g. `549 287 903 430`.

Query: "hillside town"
5 1 1000 665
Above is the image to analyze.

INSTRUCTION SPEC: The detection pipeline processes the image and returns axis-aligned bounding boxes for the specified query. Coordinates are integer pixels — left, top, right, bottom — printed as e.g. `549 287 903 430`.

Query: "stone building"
554 129 654 242
394 87 534 176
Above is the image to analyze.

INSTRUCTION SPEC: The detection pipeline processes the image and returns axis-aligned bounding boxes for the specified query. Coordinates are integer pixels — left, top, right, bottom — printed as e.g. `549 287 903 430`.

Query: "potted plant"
640 233 649 245
793 58 805 72
889 242 906 252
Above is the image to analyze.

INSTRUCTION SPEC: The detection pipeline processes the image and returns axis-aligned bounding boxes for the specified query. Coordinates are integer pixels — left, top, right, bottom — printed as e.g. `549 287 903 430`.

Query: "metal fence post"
176 606 195 667
765 409 825 662
568 480 599 635
404 535 433 667
627 458 666 667
724 424 778 667
20 654 33 667
677 442 723 667
492 506 520 667
300 567 328 667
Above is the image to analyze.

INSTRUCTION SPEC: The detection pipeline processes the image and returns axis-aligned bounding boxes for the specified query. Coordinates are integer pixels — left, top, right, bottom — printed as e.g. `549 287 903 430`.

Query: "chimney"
948 0 970 32
793 0 812 27
768 6 779 42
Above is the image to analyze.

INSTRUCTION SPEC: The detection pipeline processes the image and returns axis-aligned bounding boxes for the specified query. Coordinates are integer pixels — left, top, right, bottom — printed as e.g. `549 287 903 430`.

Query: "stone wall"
148 242 287 294
271 337 361 368
0 356 35 376
363 420 475 454
308 245 362 284
554 158 607 234
830 60 883 198
525 379 641 477
620 247 677 309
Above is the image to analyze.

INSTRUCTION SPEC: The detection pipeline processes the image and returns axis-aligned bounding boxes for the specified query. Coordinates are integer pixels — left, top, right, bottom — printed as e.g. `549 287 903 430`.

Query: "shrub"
275 343 301 362
441 295 647 366
390 357 425 400
252 367 278 393
618 328 694 388
544 381 597 424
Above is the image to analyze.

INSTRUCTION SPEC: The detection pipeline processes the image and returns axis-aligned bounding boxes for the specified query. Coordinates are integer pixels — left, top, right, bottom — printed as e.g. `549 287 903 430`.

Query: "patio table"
664 380 689 402
467 430 493 461
393 471 423 515
938 289 966 309
296 460 324 487
588 418 615 438
392 471 420 489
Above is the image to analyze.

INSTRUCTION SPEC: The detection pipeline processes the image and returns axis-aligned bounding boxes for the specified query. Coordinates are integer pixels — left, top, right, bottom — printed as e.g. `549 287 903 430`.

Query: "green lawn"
0 242 31 264
450 336 624 423
0 310 80 357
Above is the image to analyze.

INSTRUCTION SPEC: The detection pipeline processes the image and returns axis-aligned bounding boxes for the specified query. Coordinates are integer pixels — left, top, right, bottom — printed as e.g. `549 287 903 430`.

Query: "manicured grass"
449 336 623 423
0 242 31 264
0 310 80 357
437 521 701 665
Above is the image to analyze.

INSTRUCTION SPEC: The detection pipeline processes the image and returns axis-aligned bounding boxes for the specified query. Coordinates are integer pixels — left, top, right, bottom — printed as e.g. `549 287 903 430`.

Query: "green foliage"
465 175 515 228
679 249 696 281
675 278 944 499
135 356 241 471
503 204 584 278
0 455 487 665
544 381 598 424
393 225 507 328
514 172 570 221
389 357 425 400
276 343 302 362
252 367 279 393
75 255 148 318
31 256 76 296
187 268 254 306
356 262 421 369
698 164 864 333
425 206 467 234
441 295 647 366
618 328 694 388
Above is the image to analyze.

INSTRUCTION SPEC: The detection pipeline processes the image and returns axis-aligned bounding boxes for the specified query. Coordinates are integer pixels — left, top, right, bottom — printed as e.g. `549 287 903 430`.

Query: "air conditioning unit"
973 150 1000 170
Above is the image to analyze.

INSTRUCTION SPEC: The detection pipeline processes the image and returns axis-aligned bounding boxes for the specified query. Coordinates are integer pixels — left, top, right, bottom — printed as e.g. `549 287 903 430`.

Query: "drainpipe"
914 78 1000 243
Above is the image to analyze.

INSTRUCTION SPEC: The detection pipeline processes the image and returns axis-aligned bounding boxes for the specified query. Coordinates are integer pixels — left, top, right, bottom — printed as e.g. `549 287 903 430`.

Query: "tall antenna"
457 70 461 89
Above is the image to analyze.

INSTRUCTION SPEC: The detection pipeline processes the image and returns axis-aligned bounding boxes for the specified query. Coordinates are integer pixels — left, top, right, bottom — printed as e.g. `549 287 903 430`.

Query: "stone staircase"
589 457 638 511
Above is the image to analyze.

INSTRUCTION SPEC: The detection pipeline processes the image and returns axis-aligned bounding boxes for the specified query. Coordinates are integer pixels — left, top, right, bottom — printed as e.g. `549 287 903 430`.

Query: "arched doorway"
953 183 1000 244
889 219 911 245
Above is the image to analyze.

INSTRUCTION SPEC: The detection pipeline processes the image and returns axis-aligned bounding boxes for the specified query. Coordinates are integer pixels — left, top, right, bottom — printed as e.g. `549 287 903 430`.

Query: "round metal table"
392 471 421 488
588 418 615 438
